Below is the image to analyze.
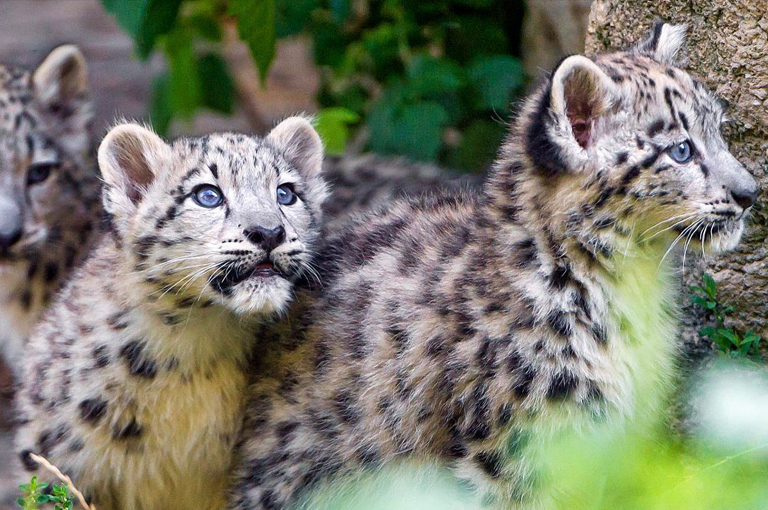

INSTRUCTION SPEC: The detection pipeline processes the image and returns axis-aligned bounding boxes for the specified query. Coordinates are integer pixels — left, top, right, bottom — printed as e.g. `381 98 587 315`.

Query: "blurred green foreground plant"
101 0 525 171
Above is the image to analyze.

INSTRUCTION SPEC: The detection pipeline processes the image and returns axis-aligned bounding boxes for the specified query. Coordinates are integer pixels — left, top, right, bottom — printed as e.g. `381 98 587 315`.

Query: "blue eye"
276 184 297 206
192 185 224 208
669 140 693 163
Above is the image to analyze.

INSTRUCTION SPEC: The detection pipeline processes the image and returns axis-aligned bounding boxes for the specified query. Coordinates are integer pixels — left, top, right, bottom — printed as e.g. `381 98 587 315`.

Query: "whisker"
638 212 699 242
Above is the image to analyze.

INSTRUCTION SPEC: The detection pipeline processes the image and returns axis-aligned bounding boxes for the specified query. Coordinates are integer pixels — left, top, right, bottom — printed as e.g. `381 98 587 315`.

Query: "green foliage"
315 107 360 155
228 0 276 82
309 0 524 169
17 477 74 510
690 273 762 359
102 0 523 167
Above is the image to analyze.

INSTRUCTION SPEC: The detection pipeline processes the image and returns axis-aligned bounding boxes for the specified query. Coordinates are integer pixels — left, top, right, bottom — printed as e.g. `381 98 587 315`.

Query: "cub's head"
98 118 328 316
518 22 757 257
0 46 98 280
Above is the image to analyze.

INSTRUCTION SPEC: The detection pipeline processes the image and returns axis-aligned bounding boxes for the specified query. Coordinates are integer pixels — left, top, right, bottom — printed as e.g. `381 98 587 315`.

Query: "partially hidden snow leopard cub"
0 46 100 376
15 117 327 510
229 23 758 510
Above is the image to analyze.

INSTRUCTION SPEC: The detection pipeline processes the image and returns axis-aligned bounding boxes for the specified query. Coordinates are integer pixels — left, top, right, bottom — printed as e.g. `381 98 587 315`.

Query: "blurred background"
0 0 592 171
3 1 768 508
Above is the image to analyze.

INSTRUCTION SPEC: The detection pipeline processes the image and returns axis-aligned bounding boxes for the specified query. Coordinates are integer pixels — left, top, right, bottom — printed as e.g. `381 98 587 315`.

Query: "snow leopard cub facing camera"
15 117 327 510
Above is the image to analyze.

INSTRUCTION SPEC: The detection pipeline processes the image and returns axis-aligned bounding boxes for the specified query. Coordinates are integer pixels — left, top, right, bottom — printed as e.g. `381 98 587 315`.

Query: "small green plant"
17 477 75 510
690 273 761 359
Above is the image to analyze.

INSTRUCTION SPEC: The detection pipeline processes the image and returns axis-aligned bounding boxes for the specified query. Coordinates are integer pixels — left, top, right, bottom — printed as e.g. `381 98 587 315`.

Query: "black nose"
244 225 285 252
0 227 22 251
731 187 758 210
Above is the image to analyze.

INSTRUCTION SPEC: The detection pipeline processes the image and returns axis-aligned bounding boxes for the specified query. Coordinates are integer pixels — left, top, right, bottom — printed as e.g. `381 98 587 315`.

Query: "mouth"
252 262 278 278
209 259 285 295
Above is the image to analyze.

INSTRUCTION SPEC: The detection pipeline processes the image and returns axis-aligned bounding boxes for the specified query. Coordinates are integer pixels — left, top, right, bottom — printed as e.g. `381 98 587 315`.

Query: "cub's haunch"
15 118 327 510
230 23 758 509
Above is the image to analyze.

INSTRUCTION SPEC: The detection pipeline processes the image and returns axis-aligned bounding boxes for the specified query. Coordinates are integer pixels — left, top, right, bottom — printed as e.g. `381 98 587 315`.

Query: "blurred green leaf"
198 53 234 114
188 13 223 41
448 119 504 172
228 0 276 83
690 295 708 308
329 0 351 24
444 15 508 64
315 107 360 155
276 0 319 37
467 55 524 112
406 54 463 97
370 99 449 161
136 0 184 58
150 73 173 135
165 29 203 118
703 273 717 296
102 0 148 37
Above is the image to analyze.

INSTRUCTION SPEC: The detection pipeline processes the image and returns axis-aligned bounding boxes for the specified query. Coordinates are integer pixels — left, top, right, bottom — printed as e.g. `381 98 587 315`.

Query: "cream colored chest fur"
75 359 247 510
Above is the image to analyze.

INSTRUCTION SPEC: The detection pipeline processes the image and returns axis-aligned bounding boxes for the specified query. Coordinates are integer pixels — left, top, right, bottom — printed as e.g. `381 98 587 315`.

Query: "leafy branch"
690 273 762 359
101 0 525 168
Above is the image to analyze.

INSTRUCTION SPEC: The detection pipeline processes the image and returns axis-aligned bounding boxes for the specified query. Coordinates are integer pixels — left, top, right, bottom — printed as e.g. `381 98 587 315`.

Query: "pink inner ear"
570 118 591 148
563 70 598 149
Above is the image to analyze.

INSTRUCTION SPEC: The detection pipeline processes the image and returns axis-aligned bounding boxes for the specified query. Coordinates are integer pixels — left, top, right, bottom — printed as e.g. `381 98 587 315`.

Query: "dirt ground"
0 0 316 504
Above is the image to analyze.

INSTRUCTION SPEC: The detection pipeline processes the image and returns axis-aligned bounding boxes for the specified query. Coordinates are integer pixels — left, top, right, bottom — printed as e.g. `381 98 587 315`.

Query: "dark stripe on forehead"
663 87 677 120
647 120 664 137
182 167 200 182
208 163 218 179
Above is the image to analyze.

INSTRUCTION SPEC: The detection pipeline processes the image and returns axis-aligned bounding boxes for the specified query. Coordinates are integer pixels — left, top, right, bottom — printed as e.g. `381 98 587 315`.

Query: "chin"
703 220 745 254
227 276 294 317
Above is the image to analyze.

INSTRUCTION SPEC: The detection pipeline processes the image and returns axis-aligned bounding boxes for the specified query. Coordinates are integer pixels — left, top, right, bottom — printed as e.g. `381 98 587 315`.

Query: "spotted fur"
15 118 328 510
230 23 758 509
0 46 100 376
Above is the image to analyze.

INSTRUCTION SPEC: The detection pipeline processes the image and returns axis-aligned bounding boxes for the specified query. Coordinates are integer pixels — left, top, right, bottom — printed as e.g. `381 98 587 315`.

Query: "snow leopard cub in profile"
15 117 327 510
229 22 757 509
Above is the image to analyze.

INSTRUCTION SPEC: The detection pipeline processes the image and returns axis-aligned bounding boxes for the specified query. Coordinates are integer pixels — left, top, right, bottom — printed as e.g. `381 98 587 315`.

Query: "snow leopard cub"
229 22 758 509
0 46 100 377
15 117 327 510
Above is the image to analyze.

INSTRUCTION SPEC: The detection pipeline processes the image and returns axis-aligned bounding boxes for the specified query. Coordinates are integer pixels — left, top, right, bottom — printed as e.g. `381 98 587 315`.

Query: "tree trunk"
587 1 768 347
521 0 593 76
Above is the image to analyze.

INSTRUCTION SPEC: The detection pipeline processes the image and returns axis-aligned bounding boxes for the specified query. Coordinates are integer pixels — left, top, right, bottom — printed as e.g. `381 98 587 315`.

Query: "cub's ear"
267 116 329 215
33 45 92 154
633 21 688 66
526 55 618 174
267 116 324 181
98 123 171 225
